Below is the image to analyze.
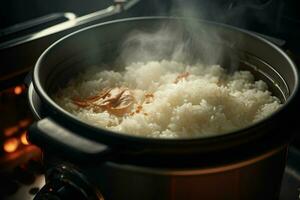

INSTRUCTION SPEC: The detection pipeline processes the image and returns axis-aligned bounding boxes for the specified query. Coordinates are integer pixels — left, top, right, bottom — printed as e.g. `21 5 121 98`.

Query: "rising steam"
118 0 241 71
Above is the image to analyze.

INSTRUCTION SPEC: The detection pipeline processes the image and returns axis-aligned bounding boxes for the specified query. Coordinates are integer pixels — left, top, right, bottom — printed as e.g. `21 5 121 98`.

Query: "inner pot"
31 17 298 157
28 17 299 200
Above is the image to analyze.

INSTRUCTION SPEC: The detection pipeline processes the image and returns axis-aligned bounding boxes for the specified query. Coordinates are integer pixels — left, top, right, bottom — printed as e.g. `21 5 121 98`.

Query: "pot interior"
45 32 294 103
35 17 298 142
47 46 289 104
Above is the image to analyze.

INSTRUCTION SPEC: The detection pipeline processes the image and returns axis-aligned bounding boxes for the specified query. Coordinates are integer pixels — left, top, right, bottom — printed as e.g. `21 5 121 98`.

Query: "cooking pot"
28 17 299 200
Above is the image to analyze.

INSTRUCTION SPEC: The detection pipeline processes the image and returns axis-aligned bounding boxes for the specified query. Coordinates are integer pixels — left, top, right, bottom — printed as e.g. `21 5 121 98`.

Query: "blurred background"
0 0 300 199
1 0 299 50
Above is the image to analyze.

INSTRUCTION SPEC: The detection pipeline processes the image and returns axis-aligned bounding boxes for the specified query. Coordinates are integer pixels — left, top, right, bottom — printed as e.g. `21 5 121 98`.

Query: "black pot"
28 17 299 200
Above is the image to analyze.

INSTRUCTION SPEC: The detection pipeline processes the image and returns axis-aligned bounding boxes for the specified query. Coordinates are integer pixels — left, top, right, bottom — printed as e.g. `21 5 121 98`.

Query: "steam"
120 25 190 64
118 0 254 70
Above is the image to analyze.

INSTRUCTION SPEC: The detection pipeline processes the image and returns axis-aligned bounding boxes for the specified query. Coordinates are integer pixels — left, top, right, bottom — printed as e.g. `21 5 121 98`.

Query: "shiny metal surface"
26 17 299 200
79 146 287 200
0 0 139 49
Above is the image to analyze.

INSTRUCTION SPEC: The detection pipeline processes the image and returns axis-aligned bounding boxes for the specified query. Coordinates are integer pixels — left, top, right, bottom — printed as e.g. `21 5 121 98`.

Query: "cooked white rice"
53 60 281 138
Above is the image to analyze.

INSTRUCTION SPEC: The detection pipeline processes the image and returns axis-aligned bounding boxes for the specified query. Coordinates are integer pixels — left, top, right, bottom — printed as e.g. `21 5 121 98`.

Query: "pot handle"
33 165 104 200
28 117 111 162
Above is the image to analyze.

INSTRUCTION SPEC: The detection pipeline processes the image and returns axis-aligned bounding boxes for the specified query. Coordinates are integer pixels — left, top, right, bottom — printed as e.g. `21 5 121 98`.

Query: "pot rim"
32 16 299 148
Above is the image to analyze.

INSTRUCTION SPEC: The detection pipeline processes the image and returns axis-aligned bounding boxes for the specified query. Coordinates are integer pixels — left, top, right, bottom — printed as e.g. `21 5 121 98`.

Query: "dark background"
1 0 300 51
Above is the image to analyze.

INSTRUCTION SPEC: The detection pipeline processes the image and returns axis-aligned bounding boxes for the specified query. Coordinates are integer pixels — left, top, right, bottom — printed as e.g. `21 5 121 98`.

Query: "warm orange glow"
20 132 29 145
3 138 19 153
14 86 22 95
19 118 31 128
4 126 19 136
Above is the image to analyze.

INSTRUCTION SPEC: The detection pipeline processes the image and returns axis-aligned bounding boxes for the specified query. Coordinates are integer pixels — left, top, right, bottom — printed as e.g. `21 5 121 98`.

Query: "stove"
0 0 300 200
